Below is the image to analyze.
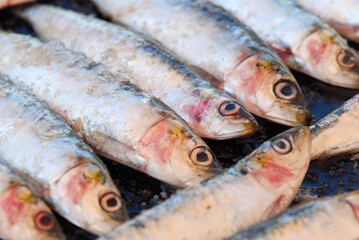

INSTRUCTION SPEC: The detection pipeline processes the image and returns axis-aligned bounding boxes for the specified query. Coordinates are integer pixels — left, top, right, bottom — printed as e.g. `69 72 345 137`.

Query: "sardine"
0 0 35 9
209 0 359 89
99 126 311 240
0 161 65 240
297 0 359 44
0 31 221 188
90 0 311 127
310 94 359 162
21 5 259 140
229 190 359 240
0 76 127 235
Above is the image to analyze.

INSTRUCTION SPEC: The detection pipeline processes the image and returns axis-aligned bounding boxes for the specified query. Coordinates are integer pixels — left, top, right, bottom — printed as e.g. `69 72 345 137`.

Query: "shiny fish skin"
0 77 127 235
99 126 311 240
230 191 359 240
0 162 65 240
0 31 221 188
21 5 258 140
297 0 359 44
91 0 311 127
310 94 359 162
209 0 359 89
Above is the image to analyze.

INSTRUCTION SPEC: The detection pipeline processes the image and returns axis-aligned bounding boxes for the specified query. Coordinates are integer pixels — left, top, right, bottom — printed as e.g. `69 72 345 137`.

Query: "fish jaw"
52 163 127 235
180 87 258 140
210 117 258 141
242 126 311 212
139 117 222 188
226 51 311 126
0 184 65 240
297 27 359 89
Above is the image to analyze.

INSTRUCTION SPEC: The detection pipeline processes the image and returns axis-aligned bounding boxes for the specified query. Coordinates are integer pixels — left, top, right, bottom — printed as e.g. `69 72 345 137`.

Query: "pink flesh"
0 187 24 225
225 56 265 114
184 97 210 126
235 58 264 96
65 167 91 205
268 43 293 62
307 40 328 64
254 161 294 185
140 119 178 164
346 200 359 222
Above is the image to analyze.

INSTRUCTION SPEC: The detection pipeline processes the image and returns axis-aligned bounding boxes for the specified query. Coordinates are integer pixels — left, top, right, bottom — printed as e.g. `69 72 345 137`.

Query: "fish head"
53 162 127 235
298 27 359 89
180 86 258 140
230 51 311 126
244 126 311 191
140 116 222 188
0 183 64 240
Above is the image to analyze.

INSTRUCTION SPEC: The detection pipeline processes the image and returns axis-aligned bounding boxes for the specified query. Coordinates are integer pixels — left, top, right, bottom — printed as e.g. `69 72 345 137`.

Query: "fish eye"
190 146 213 166
337 49 358 68
274 80 298 100
218 100 241 116
271 138 292 154
34 211 55 231
99 192 122 213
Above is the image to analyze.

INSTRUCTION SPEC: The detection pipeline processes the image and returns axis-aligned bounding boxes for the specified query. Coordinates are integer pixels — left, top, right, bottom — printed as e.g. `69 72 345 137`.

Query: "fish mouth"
328 72 359 89
263 109 312 127
210 121 259 140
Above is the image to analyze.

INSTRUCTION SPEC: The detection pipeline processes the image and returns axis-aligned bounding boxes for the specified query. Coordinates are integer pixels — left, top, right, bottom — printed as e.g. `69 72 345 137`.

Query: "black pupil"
343 53 355 65
40 215 52 226
225 103 236 111
281 85 293 96
106 197 118 207
196 152 209 162
277 140 287 149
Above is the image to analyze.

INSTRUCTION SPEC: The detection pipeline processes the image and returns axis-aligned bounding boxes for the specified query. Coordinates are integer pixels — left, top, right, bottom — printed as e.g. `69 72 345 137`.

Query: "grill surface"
1 1 358 239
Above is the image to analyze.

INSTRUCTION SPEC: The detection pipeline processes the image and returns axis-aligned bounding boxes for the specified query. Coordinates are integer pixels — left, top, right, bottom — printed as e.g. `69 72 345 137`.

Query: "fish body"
0 162 65 240
99 126 311 240
310 94 359 162
0 31 221 188
230 190 359 240
0 77 127 235
209 0 359 89
91 0 311 126
297 0 359 43
21 5 258 140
